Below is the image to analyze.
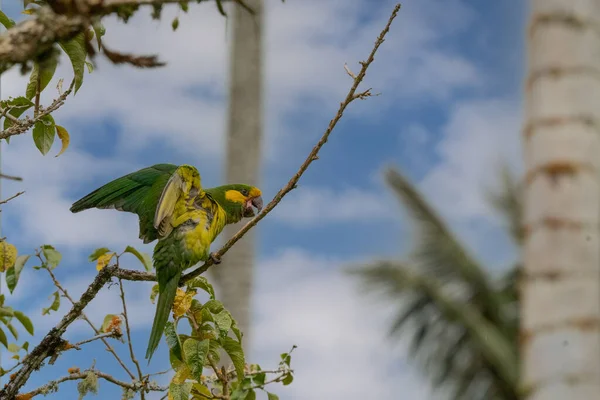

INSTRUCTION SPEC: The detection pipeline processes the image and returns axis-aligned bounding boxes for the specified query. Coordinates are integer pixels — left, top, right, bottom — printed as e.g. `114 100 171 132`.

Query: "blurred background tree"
211 0 264 352
352 166 521 400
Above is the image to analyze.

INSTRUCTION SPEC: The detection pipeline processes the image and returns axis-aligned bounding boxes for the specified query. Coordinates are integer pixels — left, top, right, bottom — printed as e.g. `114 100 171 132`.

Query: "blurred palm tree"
350 166 522 400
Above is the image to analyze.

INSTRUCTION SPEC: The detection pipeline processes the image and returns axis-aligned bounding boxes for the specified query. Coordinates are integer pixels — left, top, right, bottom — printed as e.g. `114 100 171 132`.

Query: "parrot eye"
240 189 249 196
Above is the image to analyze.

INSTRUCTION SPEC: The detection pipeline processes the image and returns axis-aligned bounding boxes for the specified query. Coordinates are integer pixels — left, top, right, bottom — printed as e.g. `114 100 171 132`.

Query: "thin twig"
113 3 402 286
43 264 136 380
0 106 19 124
0 173 23 181
144 368 172 379
0 191 24 206
0 265 118 399
73 331 121 348
21 368 167 398
119 278 146 399
0 81 74 140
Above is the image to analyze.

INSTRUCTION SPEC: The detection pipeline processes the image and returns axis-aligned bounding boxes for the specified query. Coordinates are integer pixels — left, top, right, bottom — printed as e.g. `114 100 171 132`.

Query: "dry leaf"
0 242 17 272
172 288 196 318
96 252 115 271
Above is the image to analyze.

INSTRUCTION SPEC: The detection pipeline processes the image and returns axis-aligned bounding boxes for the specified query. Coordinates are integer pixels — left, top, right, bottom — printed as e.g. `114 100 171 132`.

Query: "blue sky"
0 1 525 399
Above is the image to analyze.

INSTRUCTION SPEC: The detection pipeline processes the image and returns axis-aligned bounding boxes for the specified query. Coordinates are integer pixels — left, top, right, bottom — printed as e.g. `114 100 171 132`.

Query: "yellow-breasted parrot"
70 163 263 361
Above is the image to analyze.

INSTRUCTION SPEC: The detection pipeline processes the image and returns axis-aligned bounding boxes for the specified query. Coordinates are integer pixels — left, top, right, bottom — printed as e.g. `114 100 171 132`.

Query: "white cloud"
252 248 433 400
419 98 522 223
271 186 393 226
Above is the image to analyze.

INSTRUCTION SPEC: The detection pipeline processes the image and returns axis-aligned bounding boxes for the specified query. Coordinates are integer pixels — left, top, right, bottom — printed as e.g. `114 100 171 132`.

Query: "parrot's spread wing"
70 163 179 243
154 165 202 238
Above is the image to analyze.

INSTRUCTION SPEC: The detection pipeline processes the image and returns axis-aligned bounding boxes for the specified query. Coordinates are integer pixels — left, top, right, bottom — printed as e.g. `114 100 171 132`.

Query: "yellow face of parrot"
223 185 263 217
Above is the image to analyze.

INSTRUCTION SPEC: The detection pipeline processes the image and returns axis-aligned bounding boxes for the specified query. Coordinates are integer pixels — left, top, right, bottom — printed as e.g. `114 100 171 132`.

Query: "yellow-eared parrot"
70 163 263 361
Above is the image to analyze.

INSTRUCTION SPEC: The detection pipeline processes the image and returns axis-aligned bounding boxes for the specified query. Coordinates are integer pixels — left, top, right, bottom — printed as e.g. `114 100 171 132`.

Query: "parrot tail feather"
145 271 180 362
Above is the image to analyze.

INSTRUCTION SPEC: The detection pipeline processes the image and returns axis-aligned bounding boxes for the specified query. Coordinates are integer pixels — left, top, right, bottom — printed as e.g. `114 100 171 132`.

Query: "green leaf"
0 11 15 29
85 61 94 74
13 311 34 336
282 373 293 386
220 336 245 381
22 341 29 352
267 392 279 400
251 372 265 386
165 321 183 363
88 247 111 262
59 32 87 94
191 383 212 399
213 310 232 338
42 244 62 269
42 291 60 315
179 1 189 12
231 320 242 343
124 246 152 271
25 57 58 100
202 299 224 314
280 353 291 367
6 323 17 340
2 97 34 131
32 114 56 155
208 339 221 365
150 284 159 304
7 343 19 353
6 255 30 294
92 20 105 51
172 17 179 31
186 277 215 299
182 338 209 381
0 328 7 348
169 382 192 400
245 389 256 400
0 307 14 317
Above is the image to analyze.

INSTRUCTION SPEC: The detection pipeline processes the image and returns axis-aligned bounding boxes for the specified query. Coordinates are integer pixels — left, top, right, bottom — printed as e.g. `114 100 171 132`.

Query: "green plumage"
70 163 263 362
70 163 178 243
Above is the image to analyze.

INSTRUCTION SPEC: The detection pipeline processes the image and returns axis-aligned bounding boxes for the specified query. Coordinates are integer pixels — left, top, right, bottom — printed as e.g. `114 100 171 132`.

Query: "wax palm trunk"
211 0 264 350
521 1 600 398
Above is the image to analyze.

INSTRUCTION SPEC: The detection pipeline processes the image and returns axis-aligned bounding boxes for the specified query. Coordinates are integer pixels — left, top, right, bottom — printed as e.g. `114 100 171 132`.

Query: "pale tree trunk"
522 0 600 399
211 0 263 352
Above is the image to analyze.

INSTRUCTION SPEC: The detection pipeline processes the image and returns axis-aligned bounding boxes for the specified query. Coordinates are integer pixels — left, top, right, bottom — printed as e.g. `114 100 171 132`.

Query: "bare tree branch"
112 2 403 285
0 191 24 206
0 173 23 181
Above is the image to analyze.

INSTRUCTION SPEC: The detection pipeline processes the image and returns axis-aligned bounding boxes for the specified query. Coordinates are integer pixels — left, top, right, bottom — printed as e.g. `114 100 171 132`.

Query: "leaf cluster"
161 277 291 400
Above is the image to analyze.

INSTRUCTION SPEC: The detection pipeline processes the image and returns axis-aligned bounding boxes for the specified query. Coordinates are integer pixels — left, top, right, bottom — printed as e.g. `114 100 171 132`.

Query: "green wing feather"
70 163 178 243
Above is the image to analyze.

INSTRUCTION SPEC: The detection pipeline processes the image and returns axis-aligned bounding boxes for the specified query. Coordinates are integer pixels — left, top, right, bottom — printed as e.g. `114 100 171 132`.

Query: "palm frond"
383 167 508 327
349 261 518 398
485 163 523 246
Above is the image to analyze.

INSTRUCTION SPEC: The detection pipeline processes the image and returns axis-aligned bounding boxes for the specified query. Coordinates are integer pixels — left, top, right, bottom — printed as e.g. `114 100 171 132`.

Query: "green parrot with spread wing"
70 163 263 361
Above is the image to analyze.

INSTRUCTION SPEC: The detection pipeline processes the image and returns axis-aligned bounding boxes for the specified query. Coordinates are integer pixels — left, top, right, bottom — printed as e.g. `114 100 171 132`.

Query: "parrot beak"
251 195 263 212
243 195 263 217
